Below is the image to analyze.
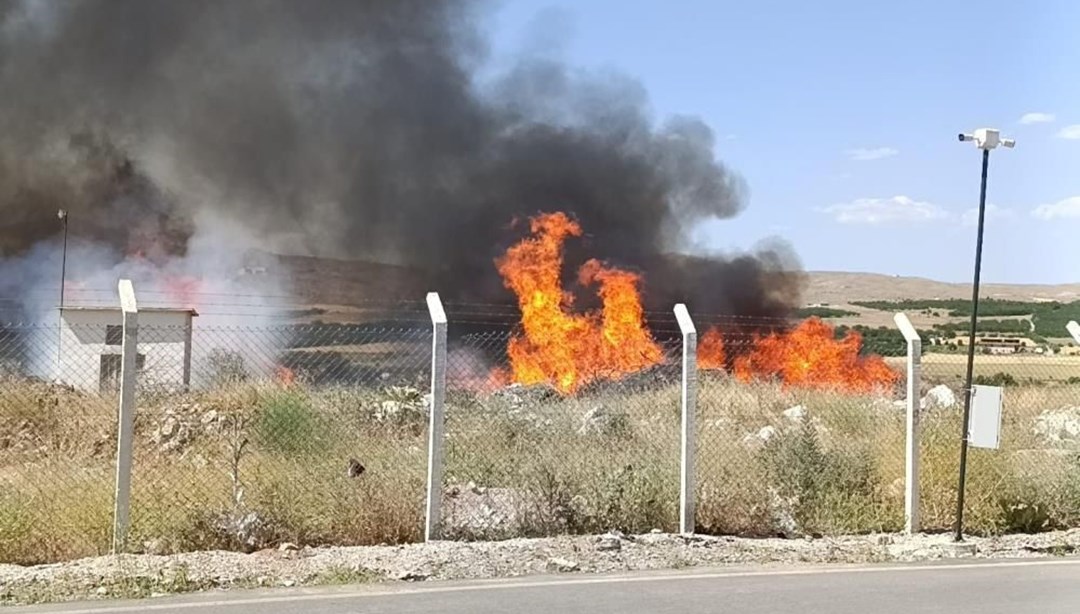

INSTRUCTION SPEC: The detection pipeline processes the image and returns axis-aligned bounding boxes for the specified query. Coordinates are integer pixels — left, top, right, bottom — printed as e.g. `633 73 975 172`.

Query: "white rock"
741 425 777 450
546 557 580 572
922 385 957 409
1033 407 1080 443
577 405 629 437
597 533 622 552
782 405 806 422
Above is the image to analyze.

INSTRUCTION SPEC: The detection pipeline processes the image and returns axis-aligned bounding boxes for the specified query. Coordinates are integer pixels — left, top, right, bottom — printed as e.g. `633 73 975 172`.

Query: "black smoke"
0 0 802 319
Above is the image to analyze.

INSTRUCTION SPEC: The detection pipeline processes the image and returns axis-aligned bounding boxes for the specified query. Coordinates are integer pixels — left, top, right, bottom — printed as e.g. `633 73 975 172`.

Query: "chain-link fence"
0 324 117 565
128 323 433 556
694 318 908 537
3 308 1080 565
0 319 432 565
440 324 682 539
917 350 1080 534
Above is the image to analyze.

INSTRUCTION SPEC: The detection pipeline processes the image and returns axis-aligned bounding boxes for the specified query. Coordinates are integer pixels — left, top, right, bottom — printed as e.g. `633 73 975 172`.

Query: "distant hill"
265 254 1080 328
803 271 1080 305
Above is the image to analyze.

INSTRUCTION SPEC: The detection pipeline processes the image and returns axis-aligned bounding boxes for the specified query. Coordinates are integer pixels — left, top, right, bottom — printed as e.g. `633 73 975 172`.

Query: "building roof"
60 306 199 317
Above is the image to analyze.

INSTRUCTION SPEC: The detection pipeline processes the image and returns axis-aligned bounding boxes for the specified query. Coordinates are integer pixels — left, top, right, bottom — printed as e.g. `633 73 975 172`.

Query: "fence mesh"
694 319 908 537
918 351 1080 534
441 325 681 539
0 324 117 564
2 309 1080 565
127 323 432 555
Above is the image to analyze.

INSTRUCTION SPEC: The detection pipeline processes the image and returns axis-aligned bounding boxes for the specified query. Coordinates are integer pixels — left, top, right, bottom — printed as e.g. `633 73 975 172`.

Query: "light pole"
57 209 68 373
953 128 1014 542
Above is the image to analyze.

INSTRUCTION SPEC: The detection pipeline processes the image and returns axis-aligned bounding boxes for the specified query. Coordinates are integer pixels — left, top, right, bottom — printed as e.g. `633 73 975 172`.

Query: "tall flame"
697 327 727 370
496 212 663 393
702 317 897 393
497 212 897 395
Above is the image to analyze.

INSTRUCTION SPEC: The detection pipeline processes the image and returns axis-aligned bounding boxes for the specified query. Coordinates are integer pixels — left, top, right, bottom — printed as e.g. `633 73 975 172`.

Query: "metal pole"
56 211 69 372
954 148 990 542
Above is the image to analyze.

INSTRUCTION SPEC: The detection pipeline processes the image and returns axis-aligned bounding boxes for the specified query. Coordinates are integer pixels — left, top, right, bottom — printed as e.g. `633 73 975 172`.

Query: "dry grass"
2 373 1079 565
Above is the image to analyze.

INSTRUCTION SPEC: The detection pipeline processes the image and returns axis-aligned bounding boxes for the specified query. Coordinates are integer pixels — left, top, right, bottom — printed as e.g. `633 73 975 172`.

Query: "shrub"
254 391 323 455
974 372 1019 387
207 349 249 387
759 421 884 534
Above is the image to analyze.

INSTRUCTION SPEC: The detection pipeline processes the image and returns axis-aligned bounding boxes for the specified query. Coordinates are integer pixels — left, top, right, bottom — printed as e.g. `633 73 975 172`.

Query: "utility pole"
953 129 1014 542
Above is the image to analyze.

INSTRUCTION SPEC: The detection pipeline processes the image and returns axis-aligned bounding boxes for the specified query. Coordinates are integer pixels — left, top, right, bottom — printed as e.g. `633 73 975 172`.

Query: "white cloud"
961 204 1014 227
1032 196 1080 220
1019 112 1055 125
845 147 898 161
821 196 947 225
1056 125 1080 139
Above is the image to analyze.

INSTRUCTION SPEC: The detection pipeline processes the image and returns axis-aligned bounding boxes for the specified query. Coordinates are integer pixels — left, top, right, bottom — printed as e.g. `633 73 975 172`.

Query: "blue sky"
484 0 1080 284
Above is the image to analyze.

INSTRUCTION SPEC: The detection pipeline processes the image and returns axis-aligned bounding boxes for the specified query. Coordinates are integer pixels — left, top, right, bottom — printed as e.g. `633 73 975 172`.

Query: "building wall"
59 310 193 393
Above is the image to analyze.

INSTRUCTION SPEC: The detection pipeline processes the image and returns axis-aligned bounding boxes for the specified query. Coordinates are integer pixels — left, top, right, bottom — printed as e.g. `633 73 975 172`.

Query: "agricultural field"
886 353 1080 386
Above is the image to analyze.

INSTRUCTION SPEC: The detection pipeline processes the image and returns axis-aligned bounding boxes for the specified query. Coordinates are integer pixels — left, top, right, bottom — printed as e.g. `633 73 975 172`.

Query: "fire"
497 212 897 395
163 274 202 308
275 365 296 387
702 318 897 393
496 212 662 393
697 328 727 370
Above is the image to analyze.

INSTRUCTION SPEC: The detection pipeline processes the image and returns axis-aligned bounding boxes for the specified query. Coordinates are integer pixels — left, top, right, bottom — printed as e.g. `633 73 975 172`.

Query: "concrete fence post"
113 279 139 553
674 304 697 535
424 292 448 542
1067 321 1080 346
894 312 922 535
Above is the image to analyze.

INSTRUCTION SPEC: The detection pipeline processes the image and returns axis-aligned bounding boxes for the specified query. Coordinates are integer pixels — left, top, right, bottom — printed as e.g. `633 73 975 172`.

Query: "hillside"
271 254 1080 309
803 271 1080 304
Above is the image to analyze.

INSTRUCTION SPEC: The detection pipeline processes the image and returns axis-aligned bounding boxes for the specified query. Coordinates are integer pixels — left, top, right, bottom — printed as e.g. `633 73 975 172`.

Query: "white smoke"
0 209 292 383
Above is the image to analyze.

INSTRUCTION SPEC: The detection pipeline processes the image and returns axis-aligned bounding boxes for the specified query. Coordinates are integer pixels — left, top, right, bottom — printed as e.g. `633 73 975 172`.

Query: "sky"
484 0 1080 284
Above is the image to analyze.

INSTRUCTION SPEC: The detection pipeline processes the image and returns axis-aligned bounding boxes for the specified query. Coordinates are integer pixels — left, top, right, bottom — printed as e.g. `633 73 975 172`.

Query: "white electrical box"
968 385 1003 449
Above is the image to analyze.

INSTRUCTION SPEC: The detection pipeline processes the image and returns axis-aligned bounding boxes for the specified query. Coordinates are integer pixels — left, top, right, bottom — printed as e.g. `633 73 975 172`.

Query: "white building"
58 307 197 393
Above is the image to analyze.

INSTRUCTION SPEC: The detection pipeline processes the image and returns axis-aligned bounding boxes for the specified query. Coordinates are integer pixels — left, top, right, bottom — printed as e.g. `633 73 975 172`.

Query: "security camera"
958 128 1014 150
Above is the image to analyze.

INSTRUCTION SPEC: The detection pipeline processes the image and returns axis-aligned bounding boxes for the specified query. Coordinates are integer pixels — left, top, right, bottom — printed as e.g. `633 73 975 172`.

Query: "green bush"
974 372 1019 387
795 307 858 319
759 421 884 534
255 391 324 455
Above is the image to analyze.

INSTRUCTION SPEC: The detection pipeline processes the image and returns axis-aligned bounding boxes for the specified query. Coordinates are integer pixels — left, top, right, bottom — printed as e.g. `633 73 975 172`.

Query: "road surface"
17 558 1080 614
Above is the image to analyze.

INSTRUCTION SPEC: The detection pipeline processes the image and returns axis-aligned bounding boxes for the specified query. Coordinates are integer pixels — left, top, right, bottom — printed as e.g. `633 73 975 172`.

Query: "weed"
254 390 324 455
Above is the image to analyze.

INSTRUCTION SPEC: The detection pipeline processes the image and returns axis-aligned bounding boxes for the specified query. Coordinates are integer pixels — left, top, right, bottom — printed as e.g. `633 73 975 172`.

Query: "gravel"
2 530 1079 606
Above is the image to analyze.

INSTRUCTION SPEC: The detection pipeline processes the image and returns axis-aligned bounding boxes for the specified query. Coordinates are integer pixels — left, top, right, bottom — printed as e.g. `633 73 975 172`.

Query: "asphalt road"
18 558 1080 614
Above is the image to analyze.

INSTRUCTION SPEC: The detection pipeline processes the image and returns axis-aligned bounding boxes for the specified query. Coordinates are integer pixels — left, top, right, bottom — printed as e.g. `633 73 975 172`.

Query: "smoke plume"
0 0 802 320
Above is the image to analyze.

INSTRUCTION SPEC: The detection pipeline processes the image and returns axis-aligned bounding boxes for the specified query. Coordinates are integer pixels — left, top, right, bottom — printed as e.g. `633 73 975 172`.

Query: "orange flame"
275 365 296 387
697 327 727 370
702 317 897 393
496 212 663 393
164 275 202 308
